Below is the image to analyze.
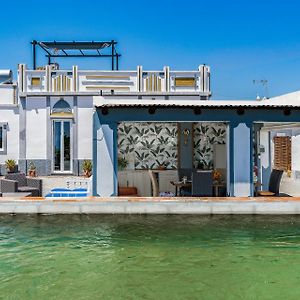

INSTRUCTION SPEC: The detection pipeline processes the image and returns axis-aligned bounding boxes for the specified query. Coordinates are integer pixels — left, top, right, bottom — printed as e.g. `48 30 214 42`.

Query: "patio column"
229 121 253 197
259 130 272 190
93 111 118 196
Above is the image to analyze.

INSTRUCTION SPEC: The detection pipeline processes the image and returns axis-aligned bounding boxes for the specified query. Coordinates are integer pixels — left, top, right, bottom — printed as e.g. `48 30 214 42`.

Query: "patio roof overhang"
94 99 300 110
93 90 300 109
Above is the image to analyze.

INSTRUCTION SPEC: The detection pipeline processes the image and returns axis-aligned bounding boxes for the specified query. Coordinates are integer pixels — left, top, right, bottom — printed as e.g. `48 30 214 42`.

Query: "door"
53 120 72 173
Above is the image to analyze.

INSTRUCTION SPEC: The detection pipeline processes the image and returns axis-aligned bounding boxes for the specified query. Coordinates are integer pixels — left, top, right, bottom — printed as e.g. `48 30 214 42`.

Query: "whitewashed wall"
26 97 47 159
0 84 19 164
0 85 16 105
0 107 19 163
77 96 93 159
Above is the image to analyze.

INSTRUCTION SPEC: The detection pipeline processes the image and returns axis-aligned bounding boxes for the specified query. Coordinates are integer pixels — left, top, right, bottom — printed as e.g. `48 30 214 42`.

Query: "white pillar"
93 112 118 196
230 122 253 197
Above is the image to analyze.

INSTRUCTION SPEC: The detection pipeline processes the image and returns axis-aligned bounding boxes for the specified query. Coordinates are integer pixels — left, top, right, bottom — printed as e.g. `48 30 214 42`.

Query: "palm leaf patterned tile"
118 122 226 170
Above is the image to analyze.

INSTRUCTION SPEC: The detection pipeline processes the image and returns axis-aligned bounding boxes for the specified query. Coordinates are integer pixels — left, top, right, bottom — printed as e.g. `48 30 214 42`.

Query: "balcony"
18 65 211 99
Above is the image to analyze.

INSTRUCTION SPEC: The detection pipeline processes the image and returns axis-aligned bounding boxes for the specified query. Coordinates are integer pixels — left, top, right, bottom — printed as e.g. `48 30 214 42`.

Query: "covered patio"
92 96 300 198
117 121 228 197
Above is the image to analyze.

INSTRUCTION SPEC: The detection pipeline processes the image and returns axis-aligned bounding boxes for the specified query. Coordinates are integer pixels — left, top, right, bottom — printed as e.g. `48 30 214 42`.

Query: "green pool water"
1 215 300 300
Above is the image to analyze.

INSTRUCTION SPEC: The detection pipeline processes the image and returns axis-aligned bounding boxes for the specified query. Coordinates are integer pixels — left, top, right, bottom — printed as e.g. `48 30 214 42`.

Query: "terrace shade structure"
92 92 300 197
31 40 120 70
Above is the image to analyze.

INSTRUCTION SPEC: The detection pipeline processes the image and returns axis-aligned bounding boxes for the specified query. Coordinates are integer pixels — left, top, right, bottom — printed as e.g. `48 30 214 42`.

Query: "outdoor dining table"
170 181 226 197
170 181 192 196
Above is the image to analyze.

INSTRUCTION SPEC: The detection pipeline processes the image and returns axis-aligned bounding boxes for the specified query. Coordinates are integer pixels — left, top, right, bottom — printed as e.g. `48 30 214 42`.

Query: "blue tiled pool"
45 188 88 198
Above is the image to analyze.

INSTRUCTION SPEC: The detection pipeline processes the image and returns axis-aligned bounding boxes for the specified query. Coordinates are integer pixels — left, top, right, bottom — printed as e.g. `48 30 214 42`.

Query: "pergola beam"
31 40 121 70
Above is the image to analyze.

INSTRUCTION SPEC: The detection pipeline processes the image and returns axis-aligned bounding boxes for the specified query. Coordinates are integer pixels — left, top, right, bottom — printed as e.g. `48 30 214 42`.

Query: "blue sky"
1 0 300 99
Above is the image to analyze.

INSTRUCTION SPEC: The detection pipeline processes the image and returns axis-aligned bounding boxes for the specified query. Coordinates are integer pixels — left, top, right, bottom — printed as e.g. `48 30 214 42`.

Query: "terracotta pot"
118 187 138 196
84 170 92 178
158 165 166 170
28 169 36 177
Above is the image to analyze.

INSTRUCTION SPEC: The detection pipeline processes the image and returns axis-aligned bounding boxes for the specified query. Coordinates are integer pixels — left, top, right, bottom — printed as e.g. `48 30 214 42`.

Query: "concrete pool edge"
1 197 300 214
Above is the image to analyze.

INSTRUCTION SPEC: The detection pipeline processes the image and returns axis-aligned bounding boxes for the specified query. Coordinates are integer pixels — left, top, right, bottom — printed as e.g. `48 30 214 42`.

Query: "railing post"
18 64 27 93
204 65 210 94
164 66 170 92
45 65 51 92
199 64 211 96
137 65 143 92
72 65 78 92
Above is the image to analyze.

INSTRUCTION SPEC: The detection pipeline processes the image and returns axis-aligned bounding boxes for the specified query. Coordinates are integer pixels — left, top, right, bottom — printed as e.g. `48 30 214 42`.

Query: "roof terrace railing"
18 64 211 97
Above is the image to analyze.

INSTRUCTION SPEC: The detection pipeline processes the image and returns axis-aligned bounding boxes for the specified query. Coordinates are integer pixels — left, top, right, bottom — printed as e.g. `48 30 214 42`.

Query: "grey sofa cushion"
5 173 27 187
18 186 39 197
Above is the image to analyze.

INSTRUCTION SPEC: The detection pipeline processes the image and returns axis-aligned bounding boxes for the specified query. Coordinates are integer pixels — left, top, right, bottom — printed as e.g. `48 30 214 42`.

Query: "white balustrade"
19 64 211 96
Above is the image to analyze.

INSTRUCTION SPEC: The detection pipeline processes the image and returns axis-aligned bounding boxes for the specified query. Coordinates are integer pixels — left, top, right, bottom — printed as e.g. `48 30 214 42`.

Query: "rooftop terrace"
18 64 211 98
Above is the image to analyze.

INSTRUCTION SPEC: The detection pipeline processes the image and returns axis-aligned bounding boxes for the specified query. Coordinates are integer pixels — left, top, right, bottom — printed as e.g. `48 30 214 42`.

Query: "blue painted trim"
249 122 254 196
97 107 300 123
92 110 100 196
109 122 118 196
229 122 234 196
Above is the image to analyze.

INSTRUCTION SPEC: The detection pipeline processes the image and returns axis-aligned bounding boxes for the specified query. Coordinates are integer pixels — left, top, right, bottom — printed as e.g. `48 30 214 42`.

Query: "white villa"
0 40 300 198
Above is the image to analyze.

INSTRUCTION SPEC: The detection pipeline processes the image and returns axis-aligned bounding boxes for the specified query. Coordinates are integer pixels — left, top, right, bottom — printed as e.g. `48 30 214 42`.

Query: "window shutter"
273 136 291 172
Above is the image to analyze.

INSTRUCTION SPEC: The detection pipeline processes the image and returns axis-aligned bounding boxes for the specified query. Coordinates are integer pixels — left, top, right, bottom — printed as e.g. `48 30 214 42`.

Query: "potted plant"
212 169 222 184
118 156 128 171
5 159 16 173
82 160 92 177
28 162 36 177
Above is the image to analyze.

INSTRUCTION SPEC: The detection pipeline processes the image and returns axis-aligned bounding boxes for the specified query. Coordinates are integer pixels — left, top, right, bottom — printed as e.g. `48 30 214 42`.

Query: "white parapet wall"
19 64 211 97
0 84 17 105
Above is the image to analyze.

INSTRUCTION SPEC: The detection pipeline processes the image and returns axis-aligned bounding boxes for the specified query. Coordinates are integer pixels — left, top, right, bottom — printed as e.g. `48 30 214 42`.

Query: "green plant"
82 160 92 177
118 156 128 170
29 162 36 170
5 159 16 172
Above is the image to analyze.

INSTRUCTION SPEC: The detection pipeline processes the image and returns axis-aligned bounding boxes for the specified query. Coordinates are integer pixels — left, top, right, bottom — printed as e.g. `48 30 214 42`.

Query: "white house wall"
25 97 47 159
0 84 19 173
0 107 19 163
77 97 93 160
0 85 16 105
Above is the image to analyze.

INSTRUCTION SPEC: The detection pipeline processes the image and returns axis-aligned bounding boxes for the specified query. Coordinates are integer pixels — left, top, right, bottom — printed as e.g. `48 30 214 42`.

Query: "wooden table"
213 183 226 197
170 181 192 196
171 181 226 197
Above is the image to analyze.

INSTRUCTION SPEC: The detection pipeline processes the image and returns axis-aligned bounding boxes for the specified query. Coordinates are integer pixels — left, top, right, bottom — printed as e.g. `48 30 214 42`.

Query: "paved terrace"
1 197 300 214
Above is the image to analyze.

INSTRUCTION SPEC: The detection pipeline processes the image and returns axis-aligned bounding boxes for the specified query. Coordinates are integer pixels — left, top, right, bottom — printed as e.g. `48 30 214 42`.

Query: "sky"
1 0 300 99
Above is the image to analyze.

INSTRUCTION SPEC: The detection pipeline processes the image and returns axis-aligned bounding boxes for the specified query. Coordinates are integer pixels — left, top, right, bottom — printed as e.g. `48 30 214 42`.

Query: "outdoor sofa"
0 173 42 197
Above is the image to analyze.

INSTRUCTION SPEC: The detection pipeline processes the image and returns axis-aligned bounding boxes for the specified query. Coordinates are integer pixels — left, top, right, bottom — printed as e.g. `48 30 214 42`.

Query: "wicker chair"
0 173 42 196
148 170 159 197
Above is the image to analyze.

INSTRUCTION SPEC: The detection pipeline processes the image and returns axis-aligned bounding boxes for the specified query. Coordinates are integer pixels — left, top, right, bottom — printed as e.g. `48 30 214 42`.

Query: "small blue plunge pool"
45 188 88 198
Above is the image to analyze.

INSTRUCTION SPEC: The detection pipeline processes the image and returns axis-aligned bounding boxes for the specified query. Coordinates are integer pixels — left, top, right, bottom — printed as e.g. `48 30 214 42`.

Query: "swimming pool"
1 215 300 299
45 187 88 198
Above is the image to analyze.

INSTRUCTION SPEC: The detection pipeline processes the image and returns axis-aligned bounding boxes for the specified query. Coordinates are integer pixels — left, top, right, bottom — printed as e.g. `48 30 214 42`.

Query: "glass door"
53 120 72 173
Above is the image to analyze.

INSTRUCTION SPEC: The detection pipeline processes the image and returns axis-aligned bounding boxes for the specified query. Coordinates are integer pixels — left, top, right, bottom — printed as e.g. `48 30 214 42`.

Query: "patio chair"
192 170 213 197
178 168 193 196
0 173 42 197
257 169 290 197
178 168 193 181
148 170 159 197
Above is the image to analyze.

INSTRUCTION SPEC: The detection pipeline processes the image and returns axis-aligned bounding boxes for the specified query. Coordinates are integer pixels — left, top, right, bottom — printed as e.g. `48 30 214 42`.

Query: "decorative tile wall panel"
193 123 227 169
118 122 178 169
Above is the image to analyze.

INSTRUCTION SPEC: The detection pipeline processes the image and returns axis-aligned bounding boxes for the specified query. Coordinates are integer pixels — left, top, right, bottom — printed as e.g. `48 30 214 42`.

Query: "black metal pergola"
31 40 121 70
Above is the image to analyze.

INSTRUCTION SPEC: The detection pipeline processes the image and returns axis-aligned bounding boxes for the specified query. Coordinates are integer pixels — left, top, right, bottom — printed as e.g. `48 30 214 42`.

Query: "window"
31 77 41 86
273 136 291 172
52 99 72 114
0 123 8 153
